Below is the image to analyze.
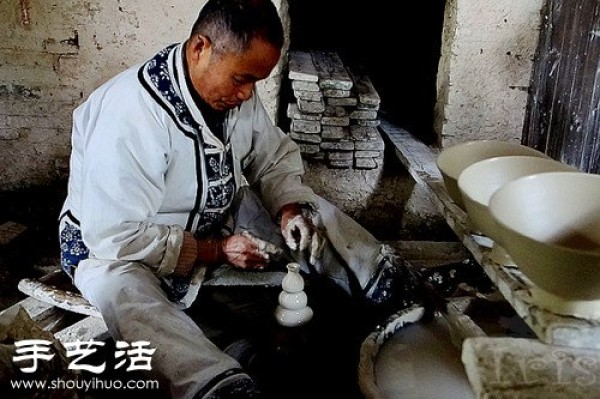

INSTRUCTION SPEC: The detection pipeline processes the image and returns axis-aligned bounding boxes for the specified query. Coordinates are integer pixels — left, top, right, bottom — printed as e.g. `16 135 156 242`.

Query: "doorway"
287 1 447 145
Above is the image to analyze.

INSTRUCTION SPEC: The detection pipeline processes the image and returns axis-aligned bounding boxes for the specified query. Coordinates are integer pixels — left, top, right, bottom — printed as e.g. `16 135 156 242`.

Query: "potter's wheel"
374 315 475 399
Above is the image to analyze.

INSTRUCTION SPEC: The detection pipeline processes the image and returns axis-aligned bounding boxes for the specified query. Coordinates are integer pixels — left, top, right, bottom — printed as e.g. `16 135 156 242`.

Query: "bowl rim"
457 155 578 207
436 140 546 180
489 171 600 256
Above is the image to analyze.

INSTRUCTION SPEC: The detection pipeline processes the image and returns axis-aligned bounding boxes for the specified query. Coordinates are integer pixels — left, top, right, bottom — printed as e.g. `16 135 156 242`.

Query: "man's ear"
189 34 212 60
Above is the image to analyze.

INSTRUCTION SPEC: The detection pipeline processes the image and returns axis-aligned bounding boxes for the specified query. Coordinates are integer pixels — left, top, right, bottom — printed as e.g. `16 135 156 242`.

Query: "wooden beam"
17 277 101 318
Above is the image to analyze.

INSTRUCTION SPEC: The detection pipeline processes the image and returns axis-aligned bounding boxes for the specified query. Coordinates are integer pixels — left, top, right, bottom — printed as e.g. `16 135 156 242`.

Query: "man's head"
186 0 284 111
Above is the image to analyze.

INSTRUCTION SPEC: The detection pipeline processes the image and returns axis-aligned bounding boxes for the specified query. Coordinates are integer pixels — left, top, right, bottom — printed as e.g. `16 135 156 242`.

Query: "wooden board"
523 0 600 173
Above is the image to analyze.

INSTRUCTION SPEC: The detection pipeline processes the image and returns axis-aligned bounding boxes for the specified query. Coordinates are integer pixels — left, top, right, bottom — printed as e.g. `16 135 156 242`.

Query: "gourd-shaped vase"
275 263 313 327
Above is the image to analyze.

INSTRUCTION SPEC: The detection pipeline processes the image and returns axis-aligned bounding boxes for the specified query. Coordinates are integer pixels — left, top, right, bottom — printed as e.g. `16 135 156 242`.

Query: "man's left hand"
279 203 324 265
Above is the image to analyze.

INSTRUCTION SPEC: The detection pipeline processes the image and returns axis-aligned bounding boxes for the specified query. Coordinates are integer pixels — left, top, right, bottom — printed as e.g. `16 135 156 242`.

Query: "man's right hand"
177 231 283 276
219 231 283 270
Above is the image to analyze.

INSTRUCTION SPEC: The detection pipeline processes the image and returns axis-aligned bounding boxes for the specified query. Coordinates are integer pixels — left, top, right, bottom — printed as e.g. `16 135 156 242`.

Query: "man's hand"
279 203 324 265
220 231 283 270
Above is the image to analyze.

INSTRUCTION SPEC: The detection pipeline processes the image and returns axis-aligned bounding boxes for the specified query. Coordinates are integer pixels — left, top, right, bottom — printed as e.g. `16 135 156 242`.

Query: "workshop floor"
0 183 372 399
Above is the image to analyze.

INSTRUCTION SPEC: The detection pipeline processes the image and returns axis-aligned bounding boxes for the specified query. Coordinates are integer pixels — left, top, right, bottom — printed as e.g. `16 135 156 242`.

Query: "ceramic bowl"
489 172 600 318
458 156 578 243
436 140 549 210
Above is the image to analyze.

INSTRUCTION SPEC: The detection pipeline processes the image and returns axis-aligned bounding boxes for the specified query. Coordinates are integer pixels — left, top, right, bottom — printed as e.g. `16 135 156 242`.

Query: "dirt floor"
0 183 67 311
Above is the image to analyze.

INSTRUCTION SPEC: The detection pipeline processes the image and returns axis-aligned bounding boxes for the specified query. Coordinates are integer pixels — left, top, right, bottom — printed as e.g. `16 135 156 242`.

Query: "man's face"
188 36 281 111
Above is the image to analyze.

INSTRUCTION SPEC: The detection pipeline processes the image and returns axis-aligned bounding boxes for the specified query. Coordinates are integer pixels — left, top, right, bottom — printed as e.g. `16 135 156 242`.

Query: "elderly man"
58 0 423 397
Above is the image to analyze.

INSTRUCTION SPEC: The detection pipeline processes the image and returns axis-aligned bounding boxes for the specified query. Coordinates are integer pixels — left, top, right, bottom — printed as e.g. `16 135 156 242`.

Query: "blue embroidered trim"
141 45 238 300
59 221 90 279
142 45 237 232
145 44 203 135
365 254 422 310
58 220 190 304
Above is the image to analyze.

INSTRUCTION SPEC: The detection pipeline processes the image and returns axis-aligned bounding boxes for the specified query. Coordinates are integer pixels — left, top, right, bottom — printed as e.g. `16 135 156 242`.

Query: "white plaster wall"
434 0 545 148
0 0 286 190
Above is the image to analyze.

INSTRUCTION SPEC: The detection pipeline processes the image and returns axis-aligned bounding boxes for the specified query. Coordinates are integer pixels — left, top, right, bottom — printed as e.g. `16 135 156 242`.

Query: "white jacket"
60 42 315 280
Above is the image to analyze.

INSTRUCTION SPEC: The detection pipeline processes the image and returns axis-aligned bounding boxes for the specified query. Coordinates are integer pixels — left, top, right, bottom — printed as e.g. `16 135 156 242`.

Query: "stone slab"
323 89 351 98
321 116 350 127
311 50 353 91
355 137 385 151
0 297 57 326
354 158 378 170
321 126 348 140
297 99 325 114
348 66 381 106
288 50 318 82
320 140 355 151
462 337 600 398
323 106 347 117
355 150 381 158
357 119 381 128
291 119 321 134
290 132 322 144
350 109 378 120
328 97 358 107
293 89 323 102
287 103 321 121
292 80 320 92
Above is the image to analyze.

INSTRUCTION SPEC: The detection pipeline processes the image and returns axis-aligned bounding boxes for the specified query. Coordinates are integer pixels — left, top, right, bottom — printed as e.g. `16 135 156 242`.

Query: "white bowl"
458 156 578 242
437 140 549 210
489 172 600 318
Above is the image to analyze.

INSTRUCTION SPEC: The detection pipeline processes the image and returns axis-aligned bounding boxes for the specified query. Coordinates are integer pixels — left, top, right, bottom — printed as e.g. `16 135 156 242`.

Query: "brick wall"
0 0 287 190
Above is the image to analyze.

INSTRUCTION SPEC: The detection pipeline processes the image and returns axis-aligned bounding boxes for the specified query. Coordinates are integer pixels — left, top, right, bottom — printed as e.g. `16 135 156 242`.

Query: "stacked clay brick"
286 50 384 169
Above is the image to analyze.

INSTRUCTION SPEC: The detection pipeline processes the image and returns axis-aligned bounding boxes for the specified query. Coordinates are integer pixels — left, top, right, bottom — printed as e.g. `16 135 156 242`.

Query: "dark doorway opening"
287 0 447 145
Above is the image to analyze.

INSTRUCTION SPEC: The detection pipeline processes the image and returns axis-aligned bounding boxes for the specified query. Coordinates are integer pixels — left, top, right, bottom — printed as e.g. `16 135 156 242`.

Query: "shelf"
380 120 600 350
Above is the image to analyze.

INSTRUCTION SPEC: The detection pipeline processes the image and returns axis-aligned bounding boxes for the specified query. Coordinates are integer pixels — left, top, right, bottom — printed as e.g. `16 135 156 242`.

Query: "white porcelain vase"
281 262 304 292
275 262 313 327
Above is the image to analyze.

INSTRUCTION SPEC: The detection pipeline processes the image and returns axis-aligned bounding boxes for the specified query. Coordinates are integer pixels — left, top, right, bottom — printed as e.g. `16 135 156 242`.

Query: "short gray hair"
190 0 284 55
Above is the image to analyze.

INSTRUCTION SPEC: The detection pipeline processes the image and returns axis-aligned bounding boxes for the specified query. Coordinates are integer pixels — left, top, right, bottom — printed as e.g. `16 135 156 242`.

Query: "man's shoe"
363 246 426 326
